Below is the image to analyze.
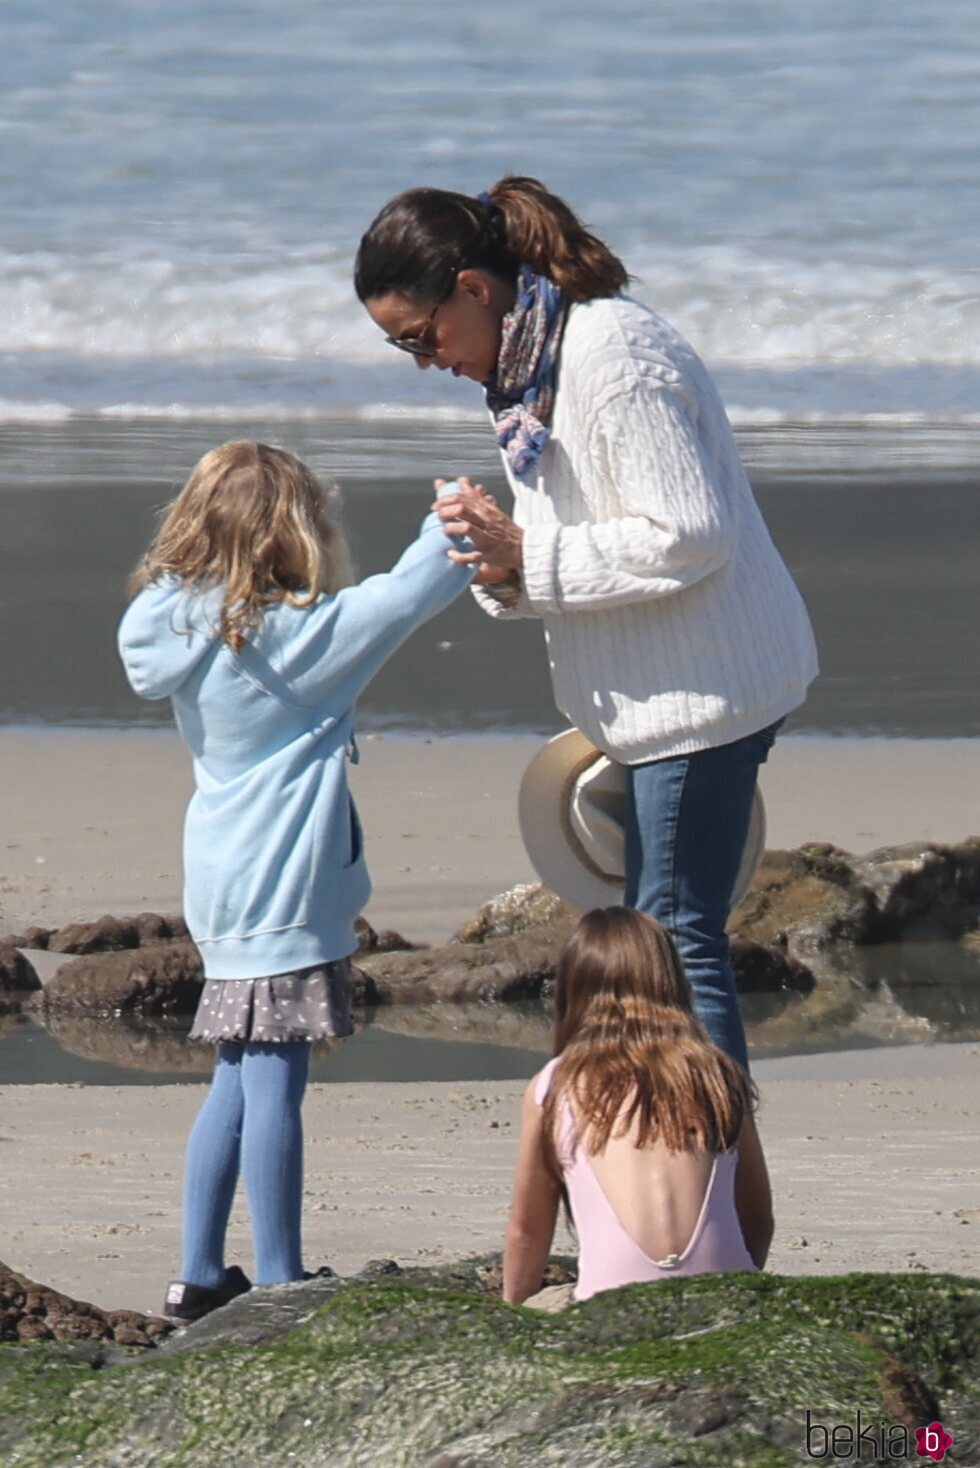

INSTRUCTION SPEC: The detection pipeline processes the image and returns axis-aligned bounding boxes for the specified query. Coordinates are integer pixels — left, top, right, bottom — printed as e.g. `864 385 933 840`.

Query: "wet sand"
1 1042 977 1316
1 418 979 739
1 727 978 945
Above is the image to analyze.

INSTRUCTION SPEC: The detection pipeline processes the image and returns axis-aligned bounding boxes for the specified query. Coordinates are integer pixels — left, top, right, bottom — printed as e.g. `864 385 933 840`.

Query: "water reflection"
35 1009 343 1079
848 942 980 1035
2 940 976 1083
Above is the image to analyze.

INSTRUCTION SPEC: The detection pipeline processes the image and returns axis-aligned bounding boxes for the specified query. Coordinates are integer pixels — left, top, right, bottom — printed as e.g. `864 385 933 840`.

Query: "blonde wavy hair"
129 440 353 651
542 908 755 1176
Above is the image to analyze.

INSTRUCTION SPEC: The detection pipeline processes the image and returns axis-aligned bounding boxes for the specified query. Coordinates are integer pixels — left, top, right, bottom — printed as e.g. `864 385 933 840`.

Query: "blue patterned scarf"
483 265 568 478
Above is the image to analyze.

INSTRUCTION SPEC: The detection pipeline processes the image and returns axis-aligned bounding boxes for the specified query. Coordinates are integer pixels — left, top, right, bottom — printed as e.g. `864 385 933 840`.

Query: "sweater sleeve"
519 375 735 615
470 579 540 621
247 512 475 709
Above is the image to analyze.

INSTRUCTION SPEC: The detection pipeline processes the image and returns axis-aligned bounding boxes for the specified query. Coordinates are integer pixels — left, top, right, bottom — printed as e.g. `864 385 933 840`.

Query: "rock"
350 962 392 1006
362 1259 404 1278
668 1387 750 1437
356 925 566 1005
48 914 140 954
730 937 815 994
473 1256 576 1297
133 911 190 945
729 846 859 954
156 1269 345 1356
851 840 980 941
39 940 204 1016
0 1260 170 1348
0 924 52 950
355 916 419 954
732 841 980 957
0 944 40 995
374 928 419 952
2 1268 972 1467
362 919 816 1010
455 883 576 945
46 911 189 955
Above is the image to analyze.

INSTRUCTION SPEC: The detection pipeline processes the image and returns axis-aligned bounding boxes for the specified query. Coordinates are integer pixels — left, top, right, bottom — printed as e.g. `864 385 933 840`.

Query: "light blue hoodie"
118 507 474 979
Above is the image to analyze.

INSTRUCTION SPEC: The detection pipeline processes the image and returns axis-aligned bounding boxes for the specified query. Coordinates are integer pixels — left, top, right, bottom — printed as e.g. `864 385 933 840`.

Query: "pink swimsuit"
535 1057 756 1301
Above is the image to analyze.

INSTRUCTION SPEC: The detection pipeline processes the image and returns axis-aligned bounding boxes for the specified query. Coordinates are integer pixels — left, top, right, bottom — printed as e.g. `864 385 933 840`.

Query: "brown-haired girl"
355 177 818 1072
119 441 473 1320
502 908 773 1306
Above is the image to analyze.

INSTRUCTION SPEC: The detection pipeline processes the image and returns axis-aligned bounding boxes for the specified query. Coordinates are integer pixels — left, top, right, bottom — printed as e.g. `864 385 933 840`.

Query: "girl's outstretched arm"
734 1114 774 1269
248 498 475 711
503 1078 562 1305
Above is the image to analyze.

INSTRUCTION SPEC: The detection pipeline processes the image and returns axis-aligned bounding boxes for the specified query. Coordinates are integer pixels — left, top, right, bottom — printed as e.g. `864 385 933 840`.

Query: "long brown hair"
128 440 353 652
542 908 754 1177
354 175 629 306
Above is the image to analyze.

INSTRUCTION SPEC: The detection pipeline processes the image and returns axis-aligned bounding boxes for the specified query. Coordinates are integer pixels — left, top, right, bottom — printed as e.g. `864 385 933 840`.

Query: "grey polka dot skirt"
189 959 354 1044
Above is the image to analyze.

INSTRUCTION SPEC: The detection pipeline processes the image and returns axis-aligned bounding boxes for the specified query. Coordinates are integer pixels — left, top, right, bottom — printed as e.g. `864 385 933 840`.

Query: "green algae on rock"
0 1267 976 1467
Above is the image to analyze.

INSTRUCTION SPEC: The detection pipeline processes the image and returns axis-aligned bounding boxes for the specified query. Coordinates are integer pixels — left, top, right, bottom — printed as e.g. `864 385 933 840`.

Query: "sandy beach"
2 1044 978 1316
1 727 978 1317
2 727 978 945
2 0 979 1403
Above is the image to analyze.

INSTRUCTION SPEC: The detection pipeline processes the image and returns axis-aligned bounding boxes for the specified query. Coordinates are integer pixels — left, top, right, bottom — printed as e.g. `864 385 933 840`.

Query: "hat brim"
518 729 766 914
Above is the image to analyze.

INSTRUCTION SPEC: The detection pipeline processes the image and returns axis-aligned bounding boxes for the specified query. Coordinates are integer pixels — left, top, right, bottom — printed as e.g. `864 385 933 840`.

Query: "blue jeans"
623 722 781 1071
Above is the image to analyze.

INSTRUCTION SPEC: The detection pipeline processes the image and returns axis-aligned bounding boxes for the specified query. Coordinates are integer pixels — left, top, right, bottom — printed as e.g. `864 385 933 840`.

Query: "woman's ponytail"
485 176 629 302
355 176 629 305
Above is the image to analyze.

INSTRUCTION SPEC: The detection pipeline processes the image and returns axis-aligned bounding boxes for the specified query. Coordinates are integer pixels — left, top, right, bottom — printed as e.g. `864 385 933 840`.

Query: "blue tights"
180 1041 311 1288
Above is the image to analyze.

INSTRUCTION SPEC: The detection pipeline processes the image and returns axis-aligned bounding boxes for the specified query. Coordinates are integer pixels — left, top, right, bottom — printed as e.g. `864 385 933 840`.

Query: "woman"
502 907 772 1307
354 177 818 1069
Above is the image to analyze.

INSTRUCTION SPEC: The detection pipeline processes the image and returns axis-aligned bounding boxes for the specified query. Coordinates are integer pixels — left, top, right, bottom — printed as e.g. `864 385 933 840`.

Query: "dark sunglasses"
384 298 446 358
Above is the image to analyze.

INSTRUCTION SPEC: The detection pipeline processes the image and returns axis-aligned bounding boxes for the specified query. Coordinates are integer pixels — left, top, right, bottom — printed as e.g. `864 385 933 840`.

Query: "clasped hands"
433 477 523 587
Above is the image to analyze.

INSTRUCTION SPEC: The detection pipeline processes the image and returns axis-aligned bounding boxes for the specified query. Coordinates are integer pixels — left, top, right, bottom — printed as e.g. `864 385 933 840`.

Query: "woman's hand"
433 476 524 579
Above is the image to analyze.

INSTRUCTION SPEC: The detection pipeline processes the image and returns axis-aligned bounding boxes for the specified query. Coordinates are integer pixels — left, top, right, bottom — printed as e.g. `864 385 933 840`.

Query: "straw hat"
518 729 766 914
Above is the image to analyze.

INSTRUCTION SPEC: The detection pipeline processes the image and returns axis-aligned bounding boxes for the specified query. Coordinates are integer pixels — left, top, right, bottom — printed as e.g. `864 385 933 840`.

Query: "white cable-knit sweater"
474 295 818 762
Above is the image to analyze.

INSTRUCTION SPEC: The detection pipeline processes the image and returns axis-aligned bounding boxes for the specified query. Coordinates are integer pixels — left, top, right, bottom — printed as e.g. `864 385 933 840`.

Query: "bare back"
535 1058 757 1299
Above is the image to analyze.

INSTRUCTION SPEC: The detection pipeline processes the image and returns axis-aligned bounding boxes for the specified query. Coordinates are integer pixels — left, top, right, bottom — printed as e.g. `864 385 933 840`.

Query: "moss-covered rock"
0 1267 976 1467
731 840 980 953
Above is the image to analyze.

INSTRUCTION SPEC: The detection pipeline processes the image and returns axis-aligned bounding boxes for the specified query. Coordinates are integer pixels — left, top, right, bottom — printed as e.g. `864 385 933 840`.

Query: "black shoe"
301 1265 337 1282
164 1265 252 1323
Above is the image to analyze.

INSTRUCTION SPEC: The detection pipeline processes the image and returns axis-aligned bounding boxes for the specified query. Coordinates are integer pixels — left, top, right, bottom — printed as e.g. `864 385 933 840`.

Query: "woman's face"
364 268 512 383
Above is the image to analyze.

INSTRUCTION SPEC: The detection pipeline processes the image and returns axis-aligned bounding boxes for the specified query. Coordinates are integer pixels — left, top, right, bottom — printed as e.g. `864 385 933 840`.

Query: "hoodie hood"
118 579 222 701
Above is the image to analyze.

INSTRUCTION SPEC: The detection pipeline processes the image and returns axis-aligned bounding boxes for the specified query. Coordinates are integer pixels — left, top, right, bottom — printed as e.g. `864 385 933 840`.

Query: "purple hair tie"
476 190 499 215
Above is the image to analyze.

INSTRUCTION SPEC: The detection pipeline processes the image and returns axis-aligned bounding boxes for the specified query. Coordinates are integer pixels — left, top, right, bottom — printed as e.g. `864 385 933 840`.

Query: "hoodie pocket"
344 798 364 869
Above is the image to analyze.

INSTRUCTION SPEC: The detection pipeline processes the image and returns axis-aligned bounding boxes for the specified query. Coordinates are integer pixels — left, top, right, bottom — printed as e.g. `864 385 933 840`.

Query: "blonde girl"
503 907 773 1306
119 440 473 1321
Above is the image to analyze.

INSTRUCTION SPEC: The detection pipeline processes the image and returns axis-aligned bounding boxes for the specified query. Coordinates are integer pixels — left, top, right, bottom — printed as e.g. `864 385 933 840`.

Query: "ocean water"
1 4 978 736
1 0 979 430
